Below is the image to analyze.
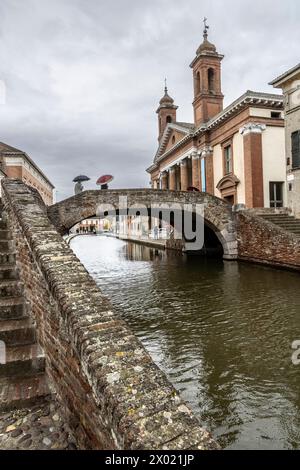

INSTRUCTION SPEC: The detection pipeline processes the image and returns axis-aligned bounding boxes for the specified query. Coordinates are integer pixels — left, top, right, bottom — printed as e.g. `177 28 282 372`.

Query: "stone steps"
0 297 27 320
261 214 300 238
0 230 11 241
0 279 23 298
0 318 36 347
0 344 45 378
0 202 50 412
0 375 50 412
0 240 13 251
0 265 18 281
0 251 16 265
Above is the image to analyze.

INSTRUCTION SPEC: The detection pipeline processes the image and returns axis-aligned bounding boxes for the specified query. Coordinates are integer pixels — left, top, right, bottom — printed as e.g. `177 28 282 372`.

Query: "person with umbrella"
96 175 114 190
73 175 90 195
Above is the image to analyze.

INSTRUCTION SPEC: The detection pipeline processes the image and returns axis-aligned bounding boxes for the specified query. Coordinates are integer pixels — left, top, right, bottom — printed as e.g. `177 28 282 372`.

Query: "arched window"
195 71 200 95
172 136 176 144
166 115 172 124
208 68 215 93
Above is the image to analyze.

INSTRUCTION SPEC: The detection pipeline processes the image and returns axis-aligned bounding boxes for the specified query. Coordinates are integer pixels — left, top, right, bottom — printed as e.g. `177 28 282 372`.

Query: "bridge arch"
48 189 238 260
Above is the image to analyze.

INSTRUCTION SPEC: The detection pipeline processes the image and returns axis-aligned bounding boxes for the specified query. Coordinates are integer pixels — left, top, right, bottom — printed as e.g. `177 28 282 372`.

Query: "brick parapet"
1 178 218 450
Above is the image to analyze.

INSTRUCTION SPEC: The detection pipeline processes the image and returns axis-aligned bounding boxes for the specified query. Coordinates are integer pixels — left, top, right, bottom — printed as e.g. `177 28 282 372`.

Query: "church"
147 23 286 209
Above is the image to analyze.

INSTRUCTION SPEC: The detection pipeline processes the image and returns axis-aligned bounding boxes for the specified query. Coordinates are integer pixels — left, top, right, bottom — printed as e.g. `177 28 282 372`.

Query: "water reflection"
71 235 300 449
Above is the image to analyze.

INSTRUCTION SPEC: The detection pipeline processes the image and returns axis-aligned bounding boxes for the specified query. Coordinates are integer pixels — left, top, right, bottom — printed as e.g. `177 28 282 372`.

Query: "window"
195 71 200 95
224 145 232 175
201 158 206 192
269 182 284 208
271 111 281 119
172 136 176 144
208 68 215 93
166 115 172 124
291 131 300 169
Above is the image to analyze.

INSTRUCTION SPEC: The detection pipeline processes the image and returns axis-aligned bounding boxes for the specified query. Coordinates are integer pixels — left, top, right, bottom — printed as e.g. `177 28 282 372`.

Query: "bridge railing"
1 178 218 450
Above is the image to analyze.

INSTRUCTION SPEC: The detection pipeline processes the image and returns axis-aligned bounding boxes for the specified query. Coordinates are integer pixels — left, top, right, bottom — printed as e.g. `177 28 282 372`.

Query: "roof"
148 89 283 172
0 142 55 188
159 89 174 105
175 121 195 130
194 90 283 135
196 38 217 55
270 63 300 87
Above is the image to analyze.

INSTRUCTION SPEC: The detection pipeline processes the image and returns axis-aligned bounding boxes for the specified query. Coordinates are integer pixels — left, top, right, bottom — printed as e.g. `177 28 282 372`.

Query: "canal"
71 235 300 450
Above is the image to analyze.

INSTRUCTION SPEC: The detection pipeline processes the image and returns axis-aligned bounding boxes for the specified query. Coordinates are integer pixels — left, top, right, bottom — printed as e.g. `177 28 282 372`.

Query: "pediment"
216 174 240 191
154 123 193 162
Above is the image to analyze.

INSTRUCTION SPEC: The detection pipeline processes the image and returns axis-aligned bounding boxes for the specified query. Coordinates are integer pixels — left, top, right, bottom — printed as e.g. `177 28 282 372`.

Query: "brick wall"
237 212 300 270
1 179 217 450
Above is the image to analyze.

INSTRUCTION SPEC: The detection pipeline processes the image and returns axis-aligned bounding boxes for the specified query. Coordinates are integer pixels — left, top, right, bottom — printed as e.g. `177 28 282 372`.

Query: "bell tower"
156 81 178 142
190 19 224 127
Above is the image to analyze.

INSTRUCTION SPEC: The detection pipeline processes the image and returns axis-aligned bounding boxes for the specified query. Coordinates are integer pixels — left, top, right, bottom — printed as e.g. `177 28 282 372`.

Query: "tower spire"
156 80 178 142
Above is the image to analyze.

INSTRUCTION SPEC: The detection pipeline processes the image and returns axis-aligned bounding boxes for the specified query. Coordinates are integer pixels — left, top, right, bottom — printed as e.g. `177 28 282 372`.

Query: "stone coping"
1 179 218 450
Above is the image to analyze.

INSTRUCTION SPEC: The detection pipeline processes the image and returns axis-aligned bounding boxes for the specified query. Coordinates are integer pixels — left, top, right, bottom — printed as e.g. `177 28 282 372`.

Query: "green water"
71 235 300 449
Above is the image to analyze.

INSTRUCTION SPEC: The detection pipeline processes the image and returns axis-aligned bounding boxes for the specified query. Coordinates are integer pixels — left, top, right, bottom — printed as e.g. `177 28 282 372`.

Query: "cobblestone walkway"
0 395 77 450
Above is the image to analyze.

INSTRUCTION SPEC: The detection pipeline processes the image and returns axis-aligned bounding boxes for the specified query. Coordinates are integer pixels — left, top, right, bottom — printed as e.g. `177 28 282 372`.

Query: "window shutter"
292 131 300 169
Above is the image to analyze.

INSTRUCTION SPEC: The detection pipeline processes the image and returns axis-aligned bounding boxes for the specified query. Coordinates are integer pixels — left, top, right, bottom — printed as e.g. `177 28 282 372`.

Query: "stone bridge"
48 188 300 271
48 189 238 260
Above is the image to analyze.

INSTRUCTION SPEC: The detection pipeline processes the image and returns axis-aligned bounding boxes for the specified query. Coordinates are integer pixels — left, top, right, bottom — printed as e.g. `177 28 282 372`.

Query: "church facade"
147 27 286 209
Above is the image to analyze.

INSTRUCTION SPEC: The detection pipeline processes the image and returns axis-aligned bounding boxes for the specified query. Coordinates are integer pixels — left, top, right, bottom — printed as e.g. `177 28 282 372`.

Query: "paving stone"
11 429 22 438
18 433 31 444
42 437 51 447
23 439 32 448
0 396 77 450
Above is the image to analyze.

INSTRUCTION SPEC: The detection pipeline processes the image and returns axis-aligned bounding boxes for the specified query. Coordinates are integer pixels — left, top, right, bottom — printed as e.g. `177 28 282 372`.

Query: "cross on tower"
203 17 209 39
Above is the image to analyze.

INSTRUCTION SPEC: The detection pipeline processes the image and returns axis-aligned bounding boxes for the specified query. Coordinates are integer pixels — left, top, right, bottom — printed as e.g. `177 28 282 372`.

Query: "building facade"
147 28 286 209
0 142 54 205
271 64 300 217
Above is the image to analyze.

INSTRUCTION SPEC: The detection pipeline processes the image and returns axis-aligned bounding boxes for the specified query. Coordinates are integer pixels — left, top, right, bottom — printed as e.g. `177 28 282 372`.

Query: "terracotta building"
0 142 54 205
270 64 300 217
147 26 286 209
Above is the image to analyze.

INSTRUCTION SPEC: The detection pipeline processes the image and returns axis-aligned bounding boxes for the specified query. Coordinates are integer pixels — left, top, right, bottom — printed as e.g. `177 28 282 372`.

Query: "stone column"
169 167 176 191
240 123 266 208
180 160 188 191
161 172 168 190
192 153 200 189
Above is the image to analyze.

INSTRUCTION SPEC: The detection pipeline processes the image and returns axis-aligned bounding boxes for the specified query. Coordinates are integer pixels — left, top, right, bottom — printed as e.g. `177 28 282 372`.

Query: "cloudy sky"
0 0 299 200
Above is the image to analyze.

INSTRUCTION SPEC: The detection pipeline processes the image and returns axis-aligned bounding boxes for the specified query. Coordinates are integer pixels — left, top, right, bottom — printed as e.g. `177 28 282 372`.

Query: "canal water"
71 235 300 450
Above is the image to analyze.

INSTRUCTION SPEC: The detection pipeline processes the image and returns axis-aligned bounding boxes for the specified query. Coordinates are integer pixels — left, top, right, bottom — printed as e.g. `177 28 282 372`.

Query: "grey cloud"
0 0 299 200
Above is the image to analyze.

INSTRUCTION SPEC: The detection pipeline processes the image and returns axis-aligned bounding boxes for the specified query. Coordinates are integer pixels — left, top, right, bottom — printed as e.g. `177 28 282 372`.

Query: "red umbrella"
96 175 114 185
96 174 114 190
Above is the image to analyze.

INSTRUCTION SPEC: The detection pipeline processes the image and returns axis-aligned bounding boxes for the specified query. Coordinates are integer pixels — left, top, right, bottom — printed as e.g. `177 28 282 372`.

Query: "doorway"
224 195 234 205
269 182 284 208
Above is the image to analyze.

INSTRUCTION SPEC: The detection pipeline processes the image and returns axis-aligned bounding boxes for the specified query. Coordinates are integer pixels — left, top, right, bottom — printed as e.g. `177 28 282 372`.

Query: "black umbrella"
73 175 90 183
